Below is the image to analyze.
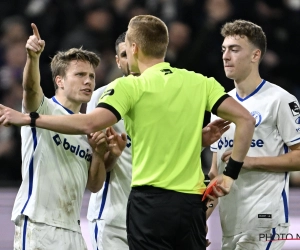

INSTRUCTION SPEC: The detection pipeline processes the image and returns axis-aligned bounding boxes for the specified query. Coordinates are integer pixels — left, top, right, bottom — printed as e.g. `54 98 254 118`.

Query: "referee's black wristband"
223 157 243 180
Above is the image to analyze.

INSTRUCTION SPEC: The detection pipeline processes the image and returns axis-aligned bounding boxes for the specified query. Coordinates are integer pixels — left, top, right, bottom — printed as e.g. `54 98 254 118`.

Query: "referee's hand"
210 174 234 198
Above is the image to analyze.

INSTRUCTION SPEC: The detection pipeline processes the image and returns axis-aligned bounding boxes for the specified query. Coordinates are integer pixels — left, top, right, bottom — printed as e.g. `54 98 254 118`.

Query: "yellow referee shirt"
98 62 226 194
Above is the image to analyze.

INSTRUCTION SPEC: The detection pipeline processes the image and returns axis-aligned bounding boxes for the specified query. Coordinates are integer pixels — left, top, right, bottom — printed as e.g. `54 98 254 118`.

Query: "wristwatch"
29 112 40 127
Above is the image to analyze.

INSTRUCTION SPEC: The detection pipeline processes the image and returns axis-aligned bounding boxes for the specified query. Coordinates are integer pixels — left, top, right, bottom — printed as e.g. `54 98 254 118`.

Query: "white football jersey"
211 80 300 236
86 86 132 229
12 96 91 233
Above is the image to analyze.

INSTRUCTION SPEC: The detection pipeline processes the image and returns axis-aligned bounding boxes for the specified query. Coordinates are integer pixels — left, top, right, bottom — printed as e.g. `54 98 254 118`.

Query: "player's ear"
132 43 138 55
55 75 64 89
252 49 261 63
115 55 121 69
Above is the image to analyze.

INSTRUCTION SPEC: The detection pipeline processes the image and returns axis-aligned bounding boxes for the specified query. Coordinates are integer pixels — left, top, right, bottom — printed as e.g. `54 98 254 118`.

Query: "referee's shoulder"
174 67 208 80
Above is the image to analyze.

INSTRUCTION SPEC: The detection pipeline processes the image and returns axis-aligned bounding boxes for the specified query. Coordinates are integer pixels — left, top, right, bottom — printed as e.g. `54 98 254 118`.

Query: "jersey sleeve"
22 96 53 115
204 77 227 112
22 95 47 114
276 94 300 146
97 76 139 120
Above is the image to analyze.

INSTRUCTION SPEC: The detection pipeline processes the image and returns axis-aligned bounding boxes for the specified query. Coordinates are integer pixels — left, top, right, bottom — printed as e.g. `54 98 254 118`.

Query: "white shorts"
88 219 128 250
14 215 87 250
222 225 289 250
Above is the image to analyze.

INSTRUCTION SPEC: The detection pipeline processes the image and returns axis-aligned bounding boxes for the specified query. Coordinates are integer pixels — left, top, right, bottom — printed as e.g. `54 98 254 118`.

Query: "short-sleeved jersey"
211 80 300 236
98 62 227 194
86 86 132 229
12 97 91 233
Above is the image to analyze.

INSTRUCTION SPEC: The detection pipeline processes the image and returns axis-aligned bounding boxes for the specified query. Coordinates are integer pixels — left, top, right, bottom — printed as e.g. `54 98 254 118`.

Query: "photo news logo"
259 233 300 242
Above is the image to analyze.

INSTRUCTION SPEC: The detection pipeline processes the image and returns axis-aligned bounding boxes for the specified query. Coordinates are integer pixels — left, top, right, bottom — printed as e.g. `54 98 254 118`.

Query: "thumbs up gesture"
25 23 45 58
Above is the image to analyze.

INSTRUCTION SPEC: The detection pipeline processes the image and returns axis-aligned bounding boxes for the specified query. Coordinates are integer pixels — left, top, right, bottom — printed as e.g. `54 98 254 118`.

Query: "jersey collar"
52 96 74 114
236 79 266 102
142 62 170 74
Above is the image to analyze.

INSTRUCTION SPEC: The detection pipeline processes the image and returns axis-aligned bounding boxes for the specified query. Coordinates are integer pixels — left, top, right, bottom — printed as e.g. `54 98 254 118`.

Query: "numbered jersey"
86 86 132 229
211 80 300 236
12 97 91 232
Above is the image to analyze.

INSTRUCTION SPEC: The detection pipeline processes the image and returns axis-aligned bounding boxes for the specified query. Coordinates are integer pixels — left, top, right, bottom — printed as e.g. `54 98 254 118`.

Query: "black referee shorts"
126 186 207 250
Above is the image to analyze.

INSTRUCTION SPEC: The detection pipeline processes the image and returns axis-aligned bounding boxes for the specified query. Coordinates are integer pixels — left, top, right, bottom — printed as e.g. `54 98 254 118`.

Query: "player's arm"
86 131 107 192
0 78 133 134
222 143 300 172
0 105 118 134
208 152 218 180
103 152 118 172
22 23 45 112
204 96 255 197
247 143 300 171
206 152 219 219
221 95 300 172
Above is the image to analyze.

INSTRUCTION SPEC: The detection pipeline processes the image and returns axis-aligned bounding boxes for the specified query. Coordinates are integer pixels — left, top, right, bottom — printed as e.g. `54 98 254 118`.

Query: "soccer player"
0 16 256 249
11 23 107 249
87 32 232 250
209 19 300 249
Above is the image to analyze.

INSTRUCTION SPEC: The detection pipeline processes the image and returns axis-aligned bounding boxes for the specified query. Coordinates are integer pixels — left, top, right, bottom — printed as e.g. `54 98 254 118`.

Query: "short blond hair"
50 48 100 90
127 15 169 58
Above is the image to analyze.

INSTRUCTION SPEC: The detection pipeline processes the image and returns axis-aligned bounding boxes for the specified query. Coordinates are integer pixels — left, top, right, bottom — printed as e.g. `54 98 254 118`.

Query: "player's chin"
79 94 92 103
224 72 235 80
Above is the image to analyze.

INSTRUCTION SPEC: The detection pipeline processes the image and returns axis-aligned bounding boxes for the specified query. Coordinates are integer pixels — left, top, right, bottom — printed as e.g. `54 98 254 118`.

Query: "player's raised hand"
26 23 45 58
106 126 127 157
202 119 231 147
88 131 108 157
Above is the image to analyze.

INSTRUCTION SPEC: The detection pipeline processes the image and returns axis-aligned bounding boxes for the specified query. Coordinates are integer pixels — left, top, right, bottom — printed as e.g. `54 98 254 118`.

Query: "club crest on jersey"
295 117 300 124
289 101 300 116
250 111 262 127
52 134 92 162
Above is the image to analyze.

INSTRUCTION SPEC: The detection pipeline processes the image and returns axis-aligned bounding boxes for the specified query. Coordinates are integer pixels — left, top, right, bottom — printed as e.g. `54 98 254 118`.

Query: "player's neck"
54 94 82 114
234 73 262 98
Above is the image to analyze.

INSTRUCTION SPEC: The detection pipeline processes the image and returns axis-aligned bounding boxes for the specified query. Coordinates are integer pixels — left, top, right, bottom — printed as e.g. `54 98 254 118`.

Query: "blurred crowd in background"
0 0 300 186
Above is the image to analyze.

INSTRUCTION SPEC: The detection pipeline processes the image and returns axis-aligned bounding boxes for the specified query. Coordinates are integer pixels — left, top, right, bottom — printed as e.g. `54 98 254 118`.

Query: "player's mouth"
81 88 92 95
